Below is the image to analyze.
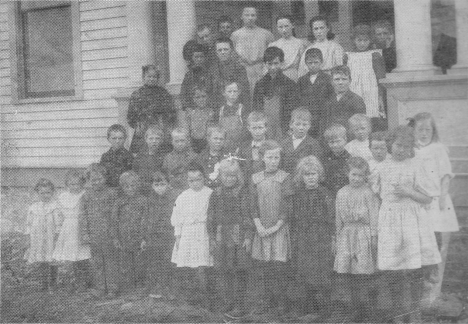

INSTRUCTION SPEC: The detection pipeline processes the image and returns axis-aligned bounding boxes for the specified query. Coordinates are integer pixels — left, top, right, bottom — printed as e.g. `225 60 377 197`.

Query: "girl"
269 15 308 82
250 140 294 315
371 126 441 323
171 163 215 309
298 15 344 77
293 156 334 320
410 112 459 302
25 178 63 291
53 170 91 291
208 158 252 318
345 114 373 161
344 25 386 120
334 157 380 322
219 82 248 152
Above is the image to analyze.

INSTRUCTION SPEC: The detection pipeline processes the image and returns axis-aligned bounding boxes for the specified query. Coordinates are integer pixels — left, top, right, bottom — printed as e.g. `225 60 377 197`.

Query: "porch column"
127 1 156 87
165 0 196 97
448 0 468 75
391 0 437 76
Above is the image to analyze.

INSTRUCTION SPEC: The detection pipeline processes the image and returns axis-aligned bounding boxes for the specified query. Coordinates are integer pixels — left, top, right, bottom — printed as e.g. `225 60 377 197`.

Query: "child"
184 86 214 153
269 15 308 82
112 171 148 293
181 43 211 111
371 126 441 323
344 25 386 120
250 140 294 314
219 82 248 152
79 163 119 296
100 124 133 187
238 111 268 186
324 66 366 130
334 157 380 322
127 65 176 154
53 170 91 291
368 131 388 174
145 171 179 298
297 48 335 137
298 15 344 76
207 159 253 318
323 124 351 197
132 126 165 193
292 156 334 320
252 46 299 141
280 107 323 175
411 112 459 301
345 114 373 161
195 125 228 189
25 178 63 291
162 128 198 189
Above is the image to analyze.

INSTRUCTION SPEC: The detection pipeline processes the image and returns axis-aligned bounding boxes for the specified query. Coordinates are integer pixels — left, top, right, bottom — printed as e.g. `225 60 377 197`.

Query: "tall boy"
322 123 351 197
100 124 133 187
280 107 323 175
297 48 335 137
252 46 299 140
324 65 366 132
238 111 268 186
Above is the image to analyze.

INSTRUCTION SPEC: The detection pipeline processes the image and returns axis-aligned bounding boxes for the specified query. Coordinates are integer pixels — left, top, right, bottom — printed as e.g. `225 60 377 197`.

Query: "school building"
0 0 467 283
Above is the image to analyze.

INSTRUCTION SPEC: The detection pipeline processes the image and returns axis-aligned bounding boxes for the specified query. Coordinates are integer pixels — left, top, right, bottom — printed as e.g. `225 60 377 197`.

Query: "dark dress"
180 67 212 111
323 149 351 198
280 135 323 175
132 147 165 193
293 185 334 285
433 34 457 74
323 90 366 135
100 147 133 187
127 85 176 154
238 140 265 188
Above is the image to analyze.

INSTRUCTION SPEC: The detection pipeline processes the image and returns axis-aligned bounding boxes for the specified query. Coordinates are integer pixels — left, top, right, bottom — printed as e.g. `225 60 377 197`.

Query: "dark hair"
263 46 284 63
347 156 370 177
372 20 393 33
85 163 107 180
276 14 297 37
217 15 233 27
304 48 323 62
369 131 388 147
386 125 415 158
196 23 212 33
142 65 159 79
259 140 282 158
186 162 206 177
308 15 335 42
152 170 169 183
107 124 127 139
215 37 233 49
64 169 86 187
34 178 55 192
330 65 352 79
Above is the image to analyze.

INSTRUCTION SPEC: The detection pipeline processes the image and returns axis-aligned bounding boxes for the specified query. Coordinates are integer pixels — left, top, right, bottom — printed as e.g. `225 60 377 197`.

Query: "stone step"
450 173 468 207
452 158 468 173
449 146 468 159
454 206 468 230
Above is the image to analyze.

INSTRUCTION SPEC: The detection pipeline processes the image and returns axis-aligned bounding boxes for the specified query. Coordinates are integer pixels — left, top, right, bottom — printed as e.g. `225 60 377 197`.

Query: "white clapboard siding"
1 1 130 168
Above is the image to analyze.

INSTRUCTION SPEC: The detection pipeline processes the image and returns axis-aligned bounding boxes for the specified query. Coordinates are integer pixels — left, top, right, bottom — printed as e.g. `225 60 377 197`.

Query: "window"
9 1 82 102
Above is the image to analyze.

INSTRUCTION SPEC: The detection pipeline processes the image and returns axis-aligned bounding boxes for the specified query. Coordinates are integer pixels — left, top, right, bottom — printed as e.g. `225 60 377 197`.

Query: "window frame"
8 1 82 104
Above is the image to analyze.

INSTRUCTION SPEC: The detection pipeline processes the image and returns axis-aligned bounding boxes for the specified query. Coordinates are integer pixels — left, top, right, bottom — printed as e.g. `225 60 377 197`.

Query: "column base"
447 66 468 75
388 65 441 78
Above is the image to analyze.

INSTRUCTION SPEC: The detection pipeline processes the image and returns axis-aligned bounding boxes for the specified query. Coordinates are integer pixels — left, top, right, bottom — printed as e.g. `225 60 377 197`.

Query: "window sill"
12 95 84 105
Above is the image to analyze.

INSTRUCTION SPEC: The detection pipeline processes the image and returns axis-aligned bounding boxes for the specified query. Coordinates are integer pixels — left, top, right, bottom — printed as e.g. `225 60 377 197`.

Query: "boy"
297 48 335 137
79 163 119 297
253 46 299 141
231 6 274 92
132 126 165 194
368 131 388 174
323 65 366 132
181 43 211 111
100 124 133 187
195 125 228 189
163 128 198 189
217 15 234 38
145 171 178 297
112 171 148 293
184 86 214 153
345 114 373 161
322 123 351 197
280 107 323 175
238 111 268 186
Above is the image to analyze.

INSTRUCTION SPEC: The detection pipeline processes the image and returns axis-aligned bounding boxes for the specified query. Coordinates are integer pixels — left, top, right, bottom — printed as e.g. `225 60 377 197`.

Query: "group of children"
24 101 458 323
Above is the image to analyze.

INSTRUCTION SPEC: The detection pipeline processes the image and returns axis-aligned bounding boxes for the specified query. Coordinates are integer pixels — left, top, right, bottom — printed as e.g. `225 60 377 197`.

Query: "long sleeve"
249 181 260 220
127 90 142 129
25 207 34 235
241 191 254 241
372 52 386 81
366 189 380 236
252 80 263 111
53 208 64 234
332 42 344 67
180 72 193 110
78 198 90 244
324 189 336 235
335 190 345 235
282 78 300 131
279 175 294 221
171 196 184 236
111 201 120 242
206 194 218 241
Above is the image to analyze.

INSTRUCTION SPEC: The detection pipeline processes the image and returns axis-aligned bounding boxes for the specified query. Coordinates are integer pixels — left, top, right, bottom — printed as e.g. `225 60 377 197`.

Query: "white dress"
298 39 344 77
345 139 373 161
269 37 308 81
345 50 382 118
372 157 441 270
415 142 459 232
53 191 91 262
171 186 214 267
24 200 63 263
